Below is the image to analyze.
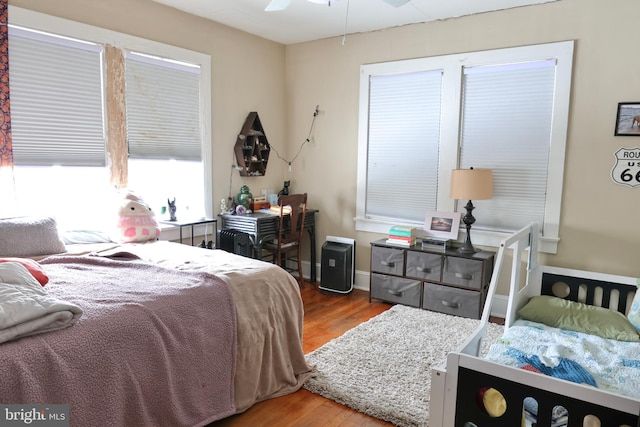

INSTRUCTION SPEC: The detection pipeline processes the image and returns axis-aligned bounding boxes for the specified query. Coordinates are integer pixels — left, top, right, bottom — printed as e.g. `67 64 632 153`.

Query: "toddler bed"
429 224 640 427
0 216 313 426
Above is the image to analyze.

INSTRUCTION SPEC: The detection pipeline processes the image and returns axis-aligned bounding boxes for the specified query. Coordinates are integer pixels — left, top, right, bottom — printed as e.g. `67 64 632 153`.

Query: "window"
356 41 574 253
9 25 111 229
366 70 442 222
7 6 212 228
125 51 205 217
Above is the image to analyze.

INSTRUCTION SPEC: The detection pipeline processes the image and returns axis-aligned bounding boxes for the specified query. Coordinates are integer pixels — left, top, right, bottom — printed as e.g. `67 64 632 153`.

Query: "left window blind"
9 26 105 166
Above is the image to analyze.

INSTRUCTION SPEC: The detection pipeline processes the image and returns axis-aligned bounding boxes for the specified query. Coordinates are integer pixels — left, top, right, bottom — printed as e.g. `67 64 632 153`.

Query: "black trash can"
319 237 355 294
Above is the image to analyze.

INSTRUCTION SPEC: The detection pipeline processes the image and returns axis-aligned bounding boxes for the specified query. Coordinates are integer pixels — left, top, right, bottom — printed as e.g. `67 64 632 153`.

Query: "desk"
161 218 218 248
220 209 318 282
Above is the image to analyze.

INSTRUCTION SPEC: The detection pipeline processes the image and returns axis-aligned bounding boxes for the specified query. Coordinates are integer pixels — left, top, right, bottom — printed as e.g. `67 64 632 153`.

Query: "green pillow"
519 295 639 342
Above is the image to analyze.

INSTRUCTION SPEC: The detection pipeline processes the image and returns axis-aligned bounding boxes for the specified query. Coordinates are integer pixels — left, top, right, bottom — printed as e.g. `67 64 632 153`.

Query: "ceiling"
151 0 558 45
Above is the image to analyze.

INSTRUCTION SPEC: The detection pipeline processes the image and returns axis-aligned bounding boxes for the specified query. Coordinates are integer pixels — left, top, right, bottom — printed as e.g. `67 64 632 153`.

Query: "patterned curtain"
0 0 11 168
0 0 16 217
105 44 127 189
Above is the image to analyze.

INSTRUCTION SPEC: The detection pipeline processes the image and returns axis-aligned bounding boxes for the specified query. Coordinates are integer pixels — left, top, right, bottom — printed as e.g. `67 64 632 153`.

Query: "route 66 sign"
611 147 640 187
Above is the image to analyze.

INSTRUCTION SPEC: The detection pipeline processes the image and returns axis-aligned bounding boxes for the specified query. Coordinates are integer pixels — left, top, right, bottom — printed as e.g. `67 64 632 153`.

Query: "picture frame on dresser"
424 211 460 240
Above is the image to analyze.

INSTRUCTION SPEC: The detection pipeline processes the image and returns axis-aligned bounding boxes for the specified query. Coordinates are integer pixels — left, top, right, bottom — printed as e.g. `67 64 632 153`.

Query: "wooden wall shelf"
234 112 271 177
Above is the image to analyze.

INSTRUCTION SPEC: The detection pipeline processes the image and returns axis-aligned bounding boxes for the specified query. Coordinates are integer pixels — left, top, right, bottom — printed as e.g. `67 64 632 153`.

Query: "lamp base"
456 236 478 254
457 200 478 254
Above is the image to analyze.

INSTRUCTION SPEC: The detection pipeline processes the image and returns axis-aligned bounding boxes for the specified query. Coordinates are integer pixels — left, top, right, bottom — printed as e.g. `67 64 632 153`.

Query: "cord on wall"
342 0 351 45
270 105 319 172
228 152 237 201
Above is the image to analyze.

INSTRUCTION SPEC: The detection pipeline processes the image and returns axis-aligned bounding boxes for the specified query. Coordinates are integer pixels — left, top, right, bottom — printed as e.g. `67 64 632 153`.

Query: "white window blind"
9 26 105 166
459 60 556 232
125 52 201 161
366 70 442 223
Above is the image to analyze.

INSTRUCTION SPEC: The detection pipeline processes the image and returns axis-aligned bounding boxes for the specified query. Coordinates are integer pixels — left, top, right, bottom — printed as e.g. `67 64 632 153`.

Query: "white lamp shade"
450 168 493 200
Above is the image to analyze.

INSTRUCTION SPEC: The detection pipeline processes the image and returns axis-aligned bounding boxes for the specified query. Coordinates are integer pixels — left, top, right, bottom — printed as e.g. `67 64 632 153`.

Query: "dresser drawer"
442 257 484 289
371 246 405 275
422 282 485 319
406 251 441 281
370 273 421 307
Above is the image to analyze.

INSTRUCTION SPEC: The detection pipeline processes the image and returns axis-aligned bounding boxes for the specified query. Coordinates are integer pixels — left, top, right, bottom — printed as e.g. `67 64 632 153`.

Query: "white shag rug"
303 304 504 427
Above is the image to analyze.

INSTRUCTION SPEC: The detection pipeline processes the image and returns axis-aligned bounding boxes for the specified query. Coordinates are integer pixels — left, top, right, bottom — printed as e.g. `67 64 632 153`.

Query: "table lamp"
450 167 493 254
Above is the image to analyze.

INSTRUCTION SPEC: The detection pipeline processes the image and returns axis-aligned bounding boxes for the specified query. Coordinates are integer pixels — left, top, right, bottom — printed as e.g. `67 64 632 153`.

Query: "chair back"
277 193 307 245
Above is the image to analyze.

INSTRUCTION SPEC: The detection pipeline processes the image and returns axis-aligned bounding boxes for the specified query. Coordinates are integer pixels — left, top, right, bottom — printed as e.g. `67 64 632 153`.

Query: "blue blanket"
507 348 597 387
485 319 640 398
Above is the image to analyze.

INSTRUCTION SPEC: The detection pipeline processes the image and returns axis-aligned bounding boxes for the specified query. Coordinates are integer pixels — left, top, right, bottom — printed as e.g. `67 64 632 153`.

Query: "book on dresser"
387 225 417 247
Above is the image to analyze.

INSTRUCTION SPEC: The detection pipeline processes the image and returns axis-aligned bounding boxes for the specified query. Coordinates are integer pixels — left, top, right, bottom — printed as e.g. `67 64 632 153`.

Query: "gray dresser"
369 239 494 319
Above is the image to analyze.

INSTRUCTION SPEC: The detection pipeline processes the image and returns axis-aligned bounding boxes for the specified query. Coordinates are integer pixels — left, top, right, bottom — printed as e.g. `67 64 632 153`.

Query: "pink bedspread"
0 256 237 427
110 242 315 414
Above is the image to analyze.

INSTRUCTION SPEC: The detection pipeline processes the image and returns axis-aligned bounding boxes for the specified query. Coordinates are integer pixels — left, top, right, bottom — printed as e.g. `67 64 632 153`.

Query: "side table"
160 218 218 248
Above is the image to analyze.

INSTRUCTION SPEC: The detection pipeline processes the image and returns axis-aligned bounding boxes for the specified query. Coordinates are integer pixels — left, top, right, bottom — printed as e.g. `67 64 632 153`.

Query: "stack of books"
386 225 417 247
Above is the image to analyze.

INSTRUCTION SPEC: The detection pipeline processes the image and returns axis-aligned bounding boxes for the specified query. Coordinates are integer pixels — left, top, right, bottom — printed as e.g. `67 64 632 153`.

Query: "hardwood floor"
212 282 394 427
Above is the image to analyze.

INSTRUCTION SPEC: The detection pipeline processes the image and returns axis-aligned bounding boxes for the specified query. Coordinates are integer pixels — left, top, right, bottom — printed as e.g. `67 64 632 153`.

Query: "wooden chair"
263 193 307 285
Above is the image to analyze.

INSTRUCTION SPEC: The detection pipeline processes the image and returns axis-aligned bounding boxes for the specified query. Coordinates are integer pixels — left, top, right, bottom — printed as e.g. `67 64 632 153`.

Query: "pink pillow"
0 258 49 286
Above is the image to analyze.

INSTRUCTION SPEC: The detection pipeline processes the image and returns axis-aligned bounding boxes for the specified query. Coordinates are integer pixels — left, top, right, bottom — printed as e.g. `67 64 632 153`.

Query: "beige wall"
11 0 640 281
285 0 640 278
11 0 289 216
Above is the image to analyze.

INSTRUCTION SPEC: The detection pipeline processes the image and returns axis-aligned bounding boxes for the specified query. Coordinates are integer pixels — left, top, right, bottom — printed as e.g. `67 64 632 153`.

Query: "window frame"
355 41 574 254
9 6 213 218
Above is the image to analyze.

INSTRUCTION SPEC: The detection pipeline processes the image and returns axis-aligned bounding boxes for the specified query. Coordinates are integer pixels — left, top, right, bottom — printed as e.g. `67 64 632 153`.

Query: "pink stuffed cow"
115 191 161 243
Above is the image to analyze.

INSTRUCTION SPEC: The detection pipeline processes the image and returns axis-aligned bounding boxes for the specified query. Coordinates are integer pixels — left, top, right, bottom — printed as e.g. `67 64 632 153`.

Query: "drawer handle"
455 273 473 280
387 289 403 297
417 267 432 273
442 300 459 308
381 261 395 267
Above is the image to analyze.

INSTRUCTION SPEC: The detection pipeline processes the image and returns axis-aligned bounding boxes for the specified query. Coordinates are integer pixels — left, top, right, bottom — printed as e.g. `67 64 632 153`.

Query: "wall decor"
423 211 461 240
611 147 640 188
614 102 640 136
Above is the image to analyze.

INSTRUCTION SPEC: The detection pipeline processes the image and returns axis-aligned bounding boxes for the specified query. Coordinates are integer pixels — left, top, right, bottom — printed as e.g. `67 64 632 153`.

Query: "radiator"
217 229 252 257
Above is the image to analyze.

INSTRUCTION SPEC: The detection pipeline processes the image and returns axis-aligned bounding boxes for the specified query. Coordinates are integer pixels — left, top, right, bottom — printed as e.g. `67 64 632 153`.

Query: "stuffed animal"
167 198 177 221
114 191 161 243
278 180 290 196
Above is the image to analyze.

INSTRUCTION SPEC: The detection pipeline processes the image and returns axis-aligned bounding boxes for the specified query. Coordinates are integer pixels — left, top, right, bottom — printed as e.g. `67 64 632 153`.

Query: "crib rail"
432 223 539 427
541 268 638 314
452 353 640 427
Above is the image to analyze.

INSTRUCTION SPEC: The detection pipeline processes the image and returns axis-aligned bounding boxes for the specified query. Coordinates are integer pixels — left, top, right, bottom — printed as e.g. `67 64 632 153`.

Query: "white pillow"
61 229 113 245
0 216 66 257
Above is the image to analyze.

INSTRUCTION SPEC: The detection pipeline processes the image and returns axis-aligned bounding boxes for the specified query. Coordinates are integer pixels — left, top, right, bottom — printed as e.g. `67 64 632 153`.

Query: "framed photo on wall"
614 102 640 136
423 211 461 240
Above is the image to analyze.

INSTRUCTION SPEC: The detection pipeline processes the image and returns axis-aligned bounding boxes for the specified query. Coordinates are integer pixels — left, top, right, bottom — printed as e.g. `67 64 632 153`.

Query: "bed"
0 216 313 426
429 223 640 427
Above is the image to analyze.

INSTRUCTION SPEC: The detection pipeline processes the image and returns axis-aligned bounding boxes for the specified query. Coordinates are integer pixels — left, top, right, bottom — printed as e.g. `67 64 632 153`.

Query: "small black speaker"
320 237 355 294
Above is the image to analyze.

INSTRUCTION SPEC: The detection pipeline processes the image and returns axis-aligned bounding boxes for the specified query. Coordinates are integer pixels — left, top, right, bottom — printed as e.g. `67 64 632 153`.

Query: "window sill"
354 217 558 254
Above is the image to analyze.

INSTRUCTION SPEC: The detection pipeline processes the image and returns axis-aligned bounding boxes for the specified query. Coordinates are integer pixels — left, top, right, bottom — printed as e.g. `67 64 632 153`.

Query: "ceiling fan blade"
381 0 411 7
265 0 293 11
